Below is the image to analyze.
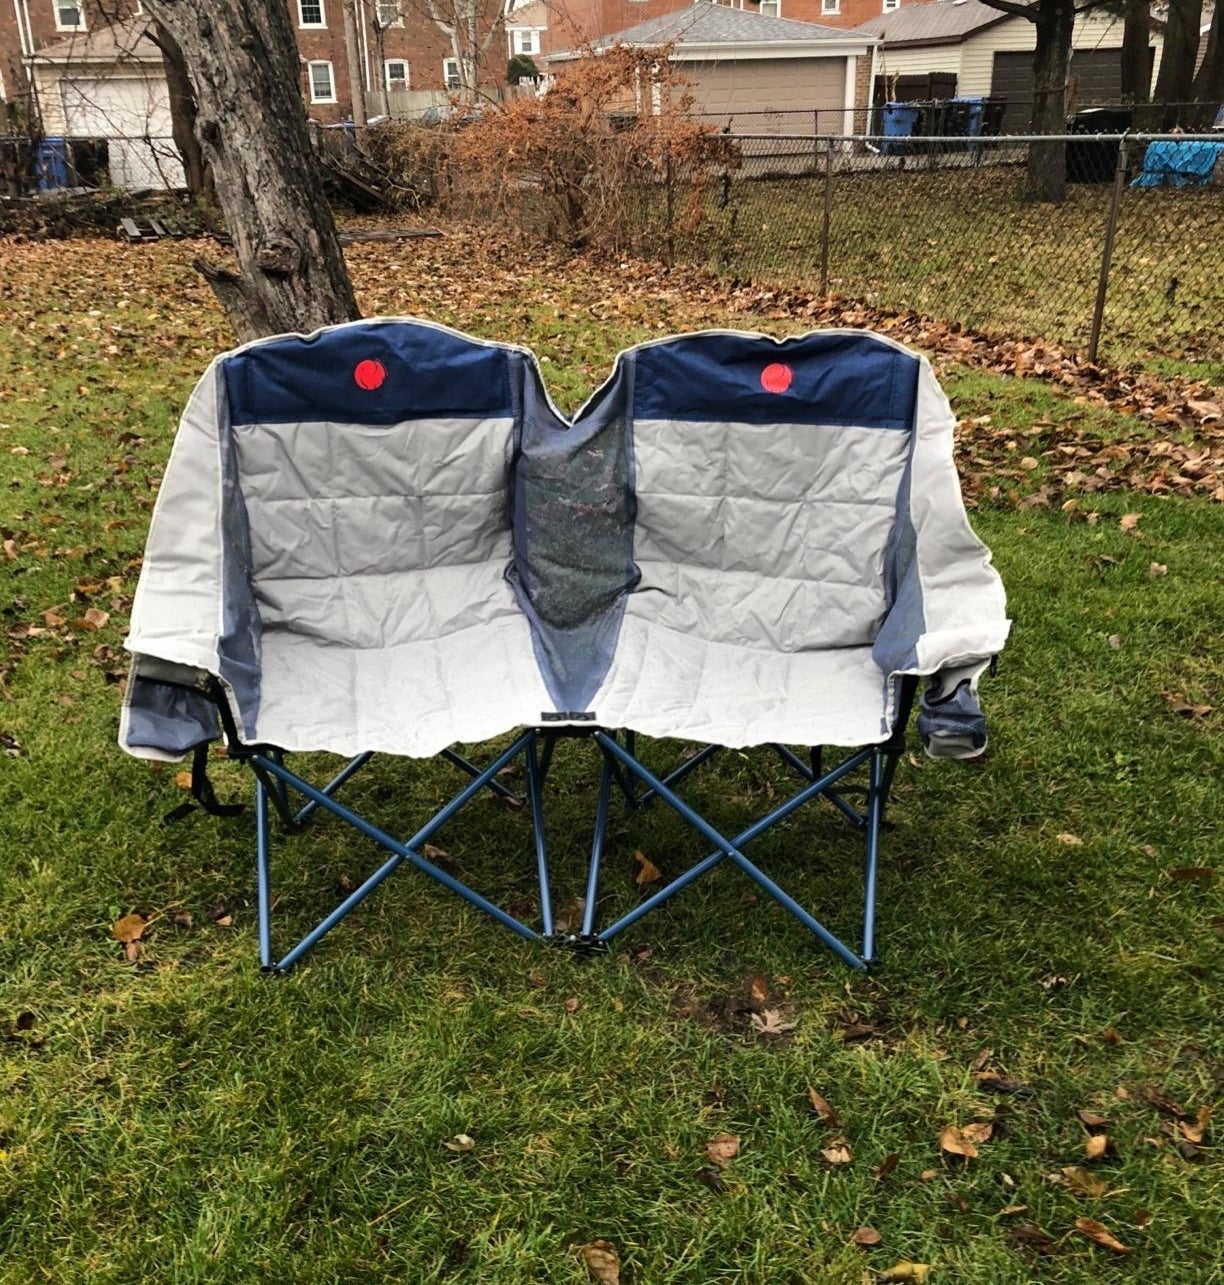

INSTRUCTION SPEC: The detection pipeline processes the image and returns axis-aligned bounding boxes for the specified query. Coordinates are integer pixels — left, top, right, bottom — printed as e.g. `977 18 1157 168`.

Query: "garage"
683 56 847 121
550 4 875 137
60 76 184 190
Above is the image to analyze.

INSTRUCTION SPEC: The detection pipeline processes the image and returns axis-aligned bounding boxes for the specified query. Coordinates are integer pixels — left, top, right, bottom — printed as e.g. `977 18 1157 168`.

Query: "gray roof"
31 14 162 64
557 3 866 57
852 0 1015 46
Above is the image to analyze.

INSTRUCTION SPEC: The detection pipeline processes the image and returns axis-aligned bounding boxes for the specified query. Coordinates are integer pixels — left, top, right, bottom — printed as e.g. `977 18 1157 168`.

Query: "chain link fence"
659 131 1224 381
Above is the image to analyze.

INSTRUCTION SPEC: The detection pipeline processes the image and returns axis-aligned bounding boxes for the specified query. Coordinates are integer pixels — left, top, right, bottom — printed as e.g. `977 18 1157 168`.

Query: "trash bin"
1066 107 1133 183
980 98 1007 137
881 102 921 155
35 137 71 191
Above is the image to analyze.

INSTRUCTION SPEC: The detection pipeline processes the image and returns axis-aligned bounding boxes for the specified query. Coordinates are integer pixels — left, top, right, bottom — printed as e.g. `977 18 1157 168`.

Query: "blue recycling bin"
36 137 71 190
948 96 985 135
881 102 921 155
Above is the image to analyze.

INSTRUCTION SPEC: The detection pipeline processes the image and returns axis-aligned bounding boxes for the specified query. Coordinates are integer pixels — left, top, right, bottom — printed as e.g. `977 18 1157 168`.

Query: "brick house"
1 0 510 130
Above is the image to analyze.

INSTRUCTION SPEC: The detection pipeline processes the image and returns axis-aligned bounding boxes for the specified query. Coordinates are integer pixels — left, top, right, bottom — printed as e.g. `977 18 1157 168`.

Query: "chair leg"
250 732 543 973
594 732 875 969
861 748 886 967
255 773 273 972
577 751 614 945
525 732 554 938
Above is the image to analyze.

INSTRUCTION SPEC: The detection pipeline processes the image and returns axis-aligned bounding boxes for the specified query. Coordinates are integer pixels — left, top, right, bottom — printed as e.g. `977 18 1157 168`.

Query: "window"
384 59 409 92
759 0 780 14
308 61 335 102
54 1 86 31
511 28 539 56
298 0 325 28
882 0 900 10
375 1 402 27
443 58 461 90
821 0 840 13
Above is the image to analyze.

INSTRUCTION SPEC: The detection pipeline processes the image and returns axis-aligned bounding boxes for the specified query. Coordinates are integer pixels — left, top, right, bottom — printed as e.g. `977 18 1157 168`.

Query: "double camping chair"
119 320 1009 972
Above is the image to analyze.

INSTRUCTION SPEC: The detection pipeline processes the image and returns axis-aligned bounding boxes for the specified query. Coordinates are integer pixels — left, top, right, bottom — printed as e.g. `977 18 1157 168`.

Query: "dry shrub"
378 46 740 252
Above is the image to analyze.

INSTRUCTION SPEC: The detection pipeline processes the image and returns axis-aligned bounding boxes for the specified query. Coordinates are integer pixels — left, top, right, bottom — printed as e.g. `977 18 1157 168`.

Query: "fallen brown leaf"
1084 1133 1112 1160
747 971 771 1006
112 912 147 944
851 1226 882 1246
1138 1085 1189 1118
1062 1166 1108 1197
563 996 580 1014
874 1153 900 1181
1075 1217 1131 1254
705 1133 739 1168
1055 832 1083 845
1119 513 1143 533
807 1086 840 1127
696 1165 726 1194
1178 1106 1212 1145
579 1240 620 1285
443 1133 475 1153
1008 1222 1056 1255
750 1008 796 1037
1077 1110 1110 1128
939 1124 980 1159
1168 866 1214 880
633 850 662 885
877 1262 931 1283
1162 693 1214 718
821 1140 853 1166
78 607 110 631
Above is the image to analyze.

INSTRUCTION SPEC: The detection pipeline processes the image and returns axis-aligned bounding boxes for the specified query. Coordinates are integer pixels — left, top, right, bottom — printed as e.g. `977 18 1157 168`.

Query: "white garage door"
684 57 849 132
61 76 185 190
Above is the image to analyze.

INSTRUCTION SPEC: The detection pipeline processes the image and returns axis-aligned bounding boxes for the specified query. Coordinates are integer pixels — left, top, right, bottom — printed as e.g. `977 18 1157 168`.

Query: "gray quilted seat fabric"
120 319 1009 761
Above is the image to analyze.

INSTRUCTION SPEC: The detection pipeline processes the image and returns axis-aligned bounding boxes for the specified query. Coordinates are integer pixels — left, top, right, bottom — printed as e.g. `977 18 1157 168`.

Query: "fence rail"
655 131 1224 380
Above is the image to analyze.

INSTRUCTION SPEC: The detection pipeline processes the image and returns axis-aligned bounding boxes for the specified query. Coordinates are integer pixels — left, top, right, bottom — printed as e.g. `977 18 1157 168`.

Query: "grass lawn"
673 164 1224 383
0 233 1221 1284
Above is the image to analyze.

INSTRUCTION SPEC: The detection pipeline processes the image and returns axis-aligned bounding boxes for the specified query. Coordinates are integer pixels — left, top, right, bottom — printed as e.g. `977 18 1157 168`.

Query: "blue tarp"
1131 140 1224 187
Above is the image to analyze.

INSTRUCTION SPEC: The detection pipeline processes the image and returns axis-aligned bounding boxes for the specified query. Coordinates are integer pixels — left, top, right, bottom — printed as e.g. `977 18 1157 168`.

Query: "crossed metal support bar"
250 730 545 974
239 676 916 972
590 734 893 969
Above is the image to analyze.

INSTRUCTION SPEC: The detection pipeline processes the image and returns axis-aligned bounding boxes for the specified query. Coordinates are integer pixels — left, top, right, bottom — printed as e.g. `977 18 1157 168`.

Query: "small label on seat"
541 711 596 722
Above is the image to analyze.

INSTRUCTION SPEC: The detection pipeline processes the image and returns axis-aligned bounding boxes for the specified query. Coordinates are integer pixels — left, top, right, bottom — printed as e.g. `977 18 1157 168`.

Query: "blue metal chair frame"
179 675 916 972
575 676 920 970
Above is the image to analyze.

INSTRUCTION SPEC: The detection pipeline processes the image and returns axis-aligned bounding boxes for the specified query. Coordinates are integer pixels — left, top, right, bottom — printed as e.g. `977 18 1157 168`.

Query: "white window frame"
384 59 409 91
308 60 336 103
759 0 781 16
882 0 900 10
298 0 326 29
510 28 541 56
54 1 87 32
375 1 403 28
821 0 840 14
443 57 461 90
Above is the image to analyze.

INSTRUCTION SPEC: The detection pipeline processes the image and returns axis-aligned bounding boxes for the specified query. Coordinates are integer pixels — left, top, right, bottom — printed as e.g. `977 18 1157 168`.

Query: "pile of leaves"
371 46 739 253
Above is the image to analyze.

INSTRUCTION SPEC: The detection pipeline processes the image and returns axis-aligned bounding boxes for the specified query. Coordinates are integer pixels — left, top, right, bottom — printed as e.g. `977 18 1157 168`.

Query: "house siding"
957 10 1163 99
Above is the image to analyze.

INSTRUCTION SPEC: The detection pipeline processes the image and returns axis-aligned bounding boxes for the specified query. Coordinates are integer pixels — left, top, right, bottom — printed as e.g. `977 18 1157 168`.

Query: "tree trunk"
1190 1 1223 127
1119 0 1152 105
150 23 209 199
1152 0 1204 129
343 0 368 127
140 0 360 342
1025 0 1075 203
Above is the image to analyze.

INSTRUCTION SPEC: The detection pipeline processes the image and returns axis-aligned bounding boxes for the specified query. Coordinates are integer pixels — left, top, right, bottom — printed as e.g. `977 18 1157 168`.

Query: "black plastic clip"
163 742 245 824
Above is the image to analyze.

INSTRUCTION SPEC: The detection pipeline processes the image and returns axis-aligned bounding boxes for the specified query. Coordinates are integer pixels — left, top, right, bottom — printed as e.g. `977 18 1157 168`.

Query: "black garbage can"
1066 107 1133 182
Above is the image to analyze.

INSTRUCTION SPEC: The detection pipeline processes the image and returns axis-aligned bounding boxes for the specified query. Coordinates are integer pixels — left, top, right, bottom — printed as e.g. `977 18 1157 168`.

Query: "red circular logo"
354 358 386 391
760 362 793 394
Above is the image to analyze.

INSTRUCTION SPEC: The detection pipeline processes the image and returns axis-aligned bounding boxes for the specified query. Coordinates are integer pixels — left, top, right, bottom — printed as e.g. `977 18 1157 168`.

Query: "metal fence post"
820 135 834 297
1088 133 1129 364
